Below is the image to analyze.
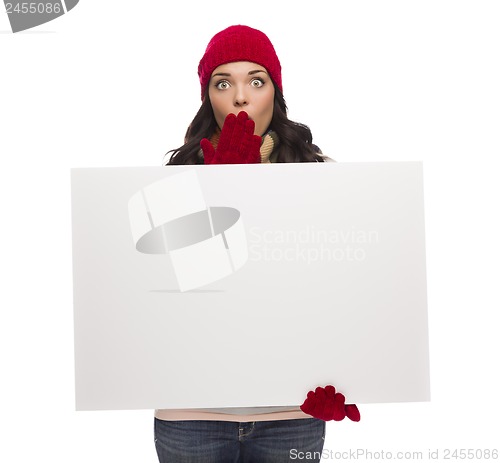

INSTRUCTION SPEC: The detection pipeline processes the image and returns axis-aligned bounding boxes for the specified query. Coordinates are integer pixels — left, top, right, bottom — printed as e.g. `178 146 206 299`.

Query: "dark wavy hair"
163 82 326 165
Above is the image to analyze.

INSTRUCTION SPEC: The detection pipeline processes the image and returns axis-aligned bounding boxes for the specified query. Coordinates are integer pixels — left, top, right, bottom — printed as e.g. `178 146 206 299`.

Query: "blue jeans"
154 418 326 462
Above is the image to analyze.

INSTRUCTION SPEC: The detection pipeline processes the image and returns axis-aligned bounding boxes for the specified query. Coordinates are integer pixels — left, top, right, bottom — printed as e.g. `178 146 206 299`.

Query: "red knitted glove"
300 385 360 422
201 111 262 164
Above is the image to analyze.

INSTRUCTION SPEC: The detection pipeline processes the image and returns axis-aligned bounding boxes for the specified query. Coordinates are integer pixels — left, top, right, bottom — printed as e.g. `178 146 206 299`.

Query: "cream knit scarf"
203 128 279 164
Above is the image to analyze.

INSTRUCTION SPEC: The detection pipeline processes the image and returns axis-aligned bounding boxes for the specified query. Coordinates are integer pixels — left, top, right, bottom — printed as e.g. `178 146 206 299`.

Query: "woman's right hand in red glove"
201 111 262 164
300 385 360 422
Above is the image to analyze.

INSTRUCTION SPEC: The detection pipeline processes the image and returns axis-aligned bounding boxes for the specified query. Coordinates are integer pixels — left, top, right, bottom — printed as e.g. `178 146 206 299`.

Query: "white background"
1 1 499 461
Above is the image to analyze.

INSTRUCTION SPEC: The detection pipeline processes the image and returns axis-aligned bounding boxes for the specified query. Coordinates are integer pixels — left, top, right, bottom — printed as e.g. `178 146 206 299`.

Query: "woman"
157 25 359 463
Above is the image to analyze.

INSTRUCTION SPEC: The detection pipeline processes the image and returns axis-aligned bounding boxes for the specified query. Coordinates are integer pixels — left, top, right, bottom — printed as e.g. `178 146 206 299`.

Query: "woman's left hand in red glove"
300 385 360 422
201 111 261 164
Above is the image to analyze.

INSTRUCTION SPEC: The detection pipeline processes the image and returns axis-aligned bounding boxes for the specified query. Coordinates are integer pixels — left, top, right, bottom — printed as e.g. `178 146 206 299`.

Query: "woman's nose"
234 86 249 107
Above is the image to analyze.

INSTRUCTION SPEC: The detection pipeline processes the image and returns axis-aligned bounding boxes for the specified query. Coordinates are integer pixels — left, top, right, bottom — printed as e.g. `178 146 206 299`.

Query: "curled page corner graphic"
4 1 80 33
128 170 248 292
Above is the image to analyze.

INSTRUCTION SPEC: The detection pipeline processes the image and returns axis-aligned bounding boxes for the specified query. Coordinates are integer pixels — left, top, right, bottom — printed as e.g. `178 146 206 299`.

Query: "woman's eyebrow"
211 69 268 78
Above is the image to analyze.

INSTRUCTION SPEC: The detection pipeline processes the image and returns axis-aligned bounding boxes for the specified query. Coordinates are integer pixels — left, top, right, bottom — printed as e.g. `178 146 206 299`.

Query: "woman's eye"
216 80 230 90
251 79 264 88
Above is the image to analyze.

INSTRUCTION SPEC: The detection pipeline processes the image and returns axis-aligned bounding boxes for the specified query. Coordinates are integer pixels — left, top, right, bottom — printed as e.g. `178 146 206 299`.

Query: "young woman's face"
208 61 275 137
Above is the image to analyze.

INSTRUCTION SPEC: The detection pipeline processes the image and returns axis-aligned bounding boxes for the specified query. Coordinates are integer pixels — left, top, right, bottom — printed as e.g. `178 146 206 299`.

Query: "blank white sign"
71 162 430 411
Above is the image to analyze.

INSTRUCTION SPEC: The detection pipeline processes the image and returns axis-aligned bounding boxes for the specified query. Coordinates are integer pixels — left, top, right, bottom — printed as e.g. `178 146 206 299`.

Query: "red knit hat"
198 25 282 100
